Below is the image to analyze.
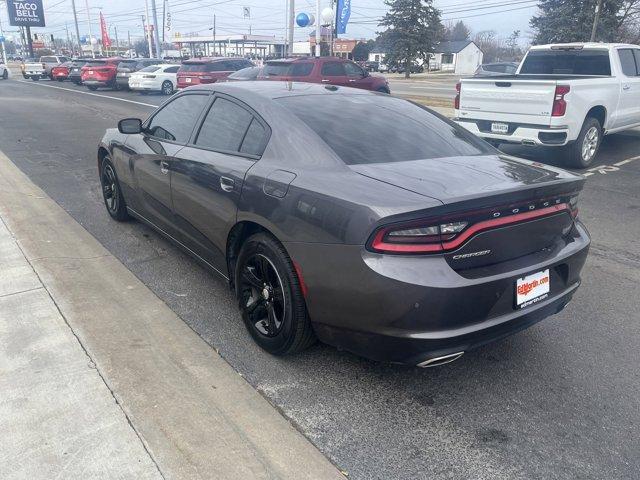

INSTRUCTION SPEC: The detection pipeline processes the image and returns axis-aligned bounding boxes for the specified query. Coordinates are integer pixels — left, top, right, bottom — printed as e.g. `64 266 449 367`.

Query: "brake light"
369 203 571 254
454 82 461 110
552 85 570 117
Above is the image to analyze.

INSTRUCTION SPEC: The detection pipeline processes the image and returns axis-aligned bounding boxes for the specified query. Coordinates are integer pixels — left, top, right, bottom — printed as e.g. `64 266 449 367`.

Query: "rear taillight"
369 202 572 254
552 85 570 117
569 195 579 218
454 82 461 110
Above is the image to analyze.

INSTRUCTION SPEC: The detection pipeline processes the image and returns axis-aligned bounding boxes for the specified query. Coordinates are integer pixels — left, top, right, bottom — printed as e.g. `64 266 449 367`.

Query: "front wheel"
161 80 174 95
235 233 315 356
565 117 602 168
100 157 129 221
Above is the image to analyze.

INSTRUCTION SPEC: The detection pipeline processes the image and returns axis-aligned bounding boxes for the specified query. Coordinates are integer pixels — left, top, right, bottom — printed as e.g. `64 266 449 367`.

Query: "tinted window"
85 60 106 67
505 64 517 74
635 50 640 74
291 63 313 76
140 65 160 73
147 94 208 143
164 66 180 73
520 49 611 75
618 49 638 76
228 66 260 79
209 61 233 72
264 62 291 76
344 62 364 77
485 64 506 73
196 98 253 152
321 62 345 76
179 63 207 72
240 119 268 156
278 95 488 164
40 56 56 63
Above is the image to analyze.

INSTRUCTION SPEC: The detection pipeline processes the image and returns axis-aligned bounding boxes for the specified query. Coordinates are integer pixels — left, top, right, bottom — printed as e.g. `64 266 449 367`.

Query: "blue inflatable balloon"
296 12 310 27
0 36 5 43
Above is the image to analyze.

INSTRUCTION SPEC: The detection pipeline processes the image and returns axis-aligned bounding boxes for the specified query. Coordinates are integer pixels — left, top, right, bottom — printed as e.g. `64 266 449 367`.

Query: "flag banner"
336 0 351 34
100 12 111 47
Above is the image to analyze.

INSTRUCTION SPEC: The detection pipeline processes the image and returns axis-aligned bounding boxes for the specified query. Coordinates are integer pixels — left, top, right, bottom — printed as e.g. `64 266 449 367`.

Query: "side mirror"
118 118 143 134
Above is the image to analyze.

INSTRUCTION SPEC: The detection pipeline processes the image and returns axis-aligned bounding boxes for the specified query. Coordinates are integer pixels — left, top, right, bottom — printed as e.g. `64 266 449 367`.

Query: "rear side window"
240 119 268 156
519 49 611 75
147 94 209 143
618 49 638 76
164 66 180 73
196 98 254 152
321 62 345 76
277 95 488 164
291 63 313 76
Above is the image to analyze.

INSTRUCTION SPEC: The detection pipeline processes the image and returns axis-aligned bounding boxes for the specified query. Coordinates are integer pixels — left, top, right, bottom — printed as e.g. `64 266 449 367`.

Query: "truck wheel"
32 76 39 81
566 117 602 169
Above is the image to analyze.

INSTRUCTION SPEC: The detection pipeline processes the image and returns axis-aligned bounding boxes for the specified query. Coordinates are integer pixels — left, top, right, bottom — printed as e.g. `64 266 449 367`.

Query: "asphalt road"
1 78 639 480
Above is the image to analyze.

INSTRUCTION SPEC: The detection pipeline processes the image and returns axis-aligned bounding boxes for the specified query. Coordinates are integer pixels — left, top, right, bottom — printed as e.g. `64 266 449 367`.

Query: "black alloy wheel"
100 157 129 221
161 80 173 95
236 233 315 355
2 70 8 80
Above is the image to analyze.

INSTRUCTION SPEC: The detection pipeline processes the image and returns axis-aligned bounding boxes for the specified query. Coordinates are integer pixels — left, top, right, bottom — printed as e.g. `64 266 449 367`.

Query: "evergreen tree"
378 0 444 78
447 21 471 41
531 0 624 44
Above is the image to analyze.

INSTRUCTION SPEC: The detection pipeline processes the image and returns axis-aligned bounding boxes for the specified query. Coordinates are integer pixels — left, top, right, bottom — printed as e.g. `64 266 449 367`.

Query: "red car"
81 57 123 91
258 57 390 93
176 57 254 89
51 61 73 82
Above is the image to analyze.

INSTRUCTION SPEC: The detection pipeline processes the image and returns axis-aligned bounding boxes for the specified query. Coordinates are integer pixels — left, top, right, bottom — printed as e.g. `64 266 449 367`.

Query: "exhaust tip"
417 352 464 368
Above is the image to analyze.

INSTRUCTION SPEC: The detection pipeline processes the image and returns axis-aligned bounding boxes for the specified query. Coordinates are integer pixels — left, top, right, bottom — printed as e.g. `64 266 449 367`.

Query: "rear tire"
2 70 7 80
235 232 316 356
100 156 130 221
376 87 390 94
161 80 173 95
565 117 602 168
87 85 98 91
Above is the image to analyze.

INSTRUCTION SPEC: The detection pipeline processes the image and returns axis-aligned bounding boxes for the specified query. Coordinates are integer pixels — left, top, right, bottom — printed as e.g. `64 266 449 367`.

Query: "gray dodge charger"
98 81 590 367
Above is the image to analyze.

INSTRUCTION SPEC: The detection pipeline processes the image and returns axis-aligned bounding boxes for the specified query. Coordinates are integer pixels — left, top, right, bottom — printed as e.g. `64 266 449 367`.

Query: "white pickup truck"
23 60 46 81
455 43 640 167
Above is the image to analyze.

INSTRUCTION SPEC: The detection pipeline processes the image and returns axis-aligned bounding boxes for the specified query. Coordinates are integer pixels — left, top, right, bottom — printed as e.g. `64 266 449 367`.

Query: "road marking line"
16 79 157 108
614 155 640 167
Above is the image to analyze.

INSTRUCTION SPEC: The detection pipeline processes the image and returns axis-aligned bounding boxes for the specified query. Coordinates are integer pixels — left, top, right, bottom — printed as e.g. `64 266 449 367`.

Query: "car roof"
266 56 347 64
182 57 235 64
181 80 374 100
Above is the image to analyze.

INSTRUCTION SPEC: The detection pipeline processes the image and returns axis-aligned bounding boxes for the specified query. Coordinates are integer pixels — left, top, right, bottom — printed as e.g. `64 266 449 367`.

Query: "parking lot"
1 76 639 479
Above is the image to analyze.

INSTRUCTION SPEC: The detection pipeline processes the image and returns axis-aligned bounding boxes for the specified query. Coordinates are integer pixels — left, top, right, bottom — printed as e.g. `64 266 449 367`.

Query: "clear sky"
0 0 539 45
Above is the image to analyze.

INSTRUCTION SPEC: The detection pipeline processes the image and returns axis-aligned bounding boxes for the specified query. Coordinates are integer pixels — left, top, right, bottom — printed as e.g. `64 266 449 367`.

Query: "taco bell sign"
7 1 46 27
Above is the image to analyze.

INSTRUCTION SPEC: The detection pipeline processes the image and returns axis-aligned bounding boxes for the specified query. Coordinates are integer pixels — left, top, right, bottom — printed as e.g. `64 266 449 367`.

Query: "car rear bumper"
456 118 572 146
129 79 161 90
83 79 113 87
285 220 590 365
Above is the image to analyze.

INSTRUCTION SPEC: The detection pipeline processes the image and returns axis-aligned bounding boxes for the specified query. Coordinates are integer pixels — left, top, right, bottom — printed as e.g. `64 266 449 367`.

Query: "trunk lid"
459 78 558 124
356 155 583 271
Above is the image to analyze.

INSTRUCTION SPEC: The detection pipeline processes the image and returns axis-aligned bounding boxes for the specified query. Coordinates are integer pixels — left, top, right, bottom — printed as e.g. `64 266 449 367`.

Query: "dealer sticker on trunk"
516 269 550 309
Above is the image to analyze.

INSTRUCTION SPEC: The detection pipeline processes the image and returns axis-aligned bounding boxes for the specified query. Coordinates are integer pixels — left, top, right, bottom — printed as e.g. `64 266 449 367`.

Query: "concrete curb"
0 149 344 479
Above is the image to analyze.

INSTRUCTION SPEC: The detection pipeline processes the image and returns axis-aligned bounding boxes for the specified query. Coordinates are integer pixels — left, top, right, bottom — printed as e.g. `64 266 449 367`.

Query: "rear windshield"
277 95 488 164
179 63 207 72
140 65 160 73
520 49 611 75
263 62 292 76
85 60 106 67
40 56 57 63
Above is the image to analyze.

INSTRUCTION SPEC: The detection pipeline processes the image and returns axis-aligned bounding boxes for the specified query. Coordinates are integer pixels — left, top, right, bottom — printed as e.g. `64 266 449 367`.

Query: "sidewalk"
0 149 343 479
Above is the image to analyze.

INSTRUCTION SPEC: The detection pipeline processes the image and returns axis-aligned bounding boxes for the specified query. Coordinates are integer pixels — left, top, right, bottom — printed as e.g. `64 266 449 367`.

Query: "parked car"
81 57 123 90
129 64 180 95
456 43 640 167
20 57 36 78
224 66 263 81
259 57 390 93
364 60 379 72
23 59 46 80
97 82 589 366
40 55 70 79
116 58 161 90
176 57 254 88
396 63 424 74
474 62 519 76
68 59 90 85
51 61 74 81
0 62 8 80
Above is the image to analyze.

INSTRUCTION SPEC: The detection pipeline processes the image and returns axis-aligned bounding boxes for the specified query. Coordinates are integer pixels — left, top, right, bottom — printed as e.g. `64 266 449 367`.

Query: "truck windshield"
519 49 611 75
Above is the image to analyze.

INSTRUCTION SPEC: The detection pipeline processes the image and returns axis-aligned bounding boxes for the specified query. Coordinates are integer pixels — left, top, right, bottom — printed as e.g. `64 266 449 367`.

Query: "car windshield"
519 49 611 75
278 94 489 164
140 66 161 73
263 62 292 76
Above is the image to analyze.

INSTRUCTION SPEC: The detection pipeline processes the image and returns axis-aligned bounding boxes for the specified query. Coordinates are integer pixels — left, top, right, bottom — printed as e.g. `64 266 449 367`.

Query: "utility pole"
70 0 82 56
114 25 119 56
144 0 153 57
84 0 95 58
150 0 162 59
213 14 216 56
590 0 603 42
0 16 7 65
162 0 166 43
288 0 294 56
26 26 33 58
65 23 71 54
315 0 321 57
128 30 132 58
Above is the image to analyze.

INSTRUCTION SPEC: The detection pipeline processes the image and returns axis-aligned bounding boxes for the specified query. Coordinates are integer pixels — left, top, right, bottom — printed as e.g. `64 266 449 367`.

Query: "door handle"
623 84 631 90
349 79 357 82
160 160 169 175
321 79 330 82
220 176 235 192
